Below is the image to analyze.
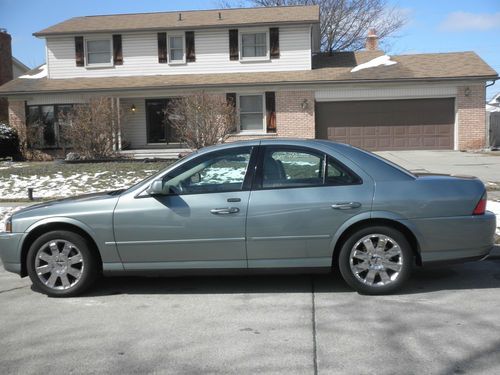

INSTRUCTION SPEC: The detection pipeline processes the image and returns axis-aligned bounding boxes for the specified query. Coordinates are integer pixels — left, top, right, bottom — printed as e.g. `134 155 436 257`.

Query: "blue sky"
0 0 499 100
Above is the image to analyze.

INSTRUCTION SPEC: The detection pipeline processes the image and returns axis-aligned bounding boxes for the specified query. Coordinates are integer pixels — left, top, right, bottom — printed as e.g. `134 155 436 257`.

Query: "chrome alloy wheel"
34 240 84 290
349 234 403 287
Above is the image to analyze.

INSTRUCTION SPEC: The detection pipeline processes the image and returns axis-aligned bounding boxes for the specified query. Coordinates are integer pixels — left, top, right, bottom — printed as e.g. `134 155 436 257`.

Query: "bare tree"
222 0 406 53
61 97 120 159
166 93 236 149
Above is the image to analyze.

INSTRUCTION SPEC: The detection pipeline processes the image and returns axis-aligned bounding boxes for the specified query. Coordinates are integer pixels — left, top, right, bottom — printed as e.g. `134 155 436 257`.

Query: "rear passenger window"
262 149 324 188
326 157 362 186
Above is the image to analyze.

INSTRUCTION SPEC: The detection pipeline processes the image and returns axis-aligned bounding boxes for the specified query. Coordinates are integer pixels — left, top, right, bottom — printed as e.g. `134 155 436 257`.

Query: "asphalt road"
1 257 500 375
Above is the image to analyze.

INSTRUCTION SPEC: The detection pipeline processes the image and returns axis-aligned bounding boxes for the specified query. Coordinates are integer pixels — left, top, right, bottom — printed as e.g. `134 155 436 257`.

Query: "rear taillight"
473 192 487 215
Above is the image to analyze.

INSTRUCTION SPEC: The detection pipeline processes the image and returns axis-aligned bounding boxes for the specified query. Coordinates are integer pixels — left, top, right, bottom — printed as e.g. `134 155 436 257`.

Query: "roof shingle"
0 51 496 96
34 5 320 37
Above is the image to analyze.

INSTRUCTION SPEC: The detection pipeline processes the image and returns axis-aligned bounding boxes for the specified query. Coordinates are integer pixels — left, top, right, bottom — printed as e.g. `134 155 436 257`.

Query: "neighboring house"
0 6 497 151
12 57 30 79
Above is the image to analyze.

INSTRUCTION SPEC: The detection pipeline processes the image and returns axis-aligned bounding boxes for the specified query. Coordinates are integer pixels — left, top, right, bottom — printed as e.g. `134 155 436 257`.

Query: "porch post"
111 97 116 151
117 97 122 151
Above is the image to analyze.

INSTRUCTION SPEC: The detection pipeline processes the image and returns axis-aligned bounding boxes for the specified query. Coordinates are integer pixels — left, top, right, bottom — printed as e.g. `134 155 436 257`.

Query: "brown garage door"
316 98 455 151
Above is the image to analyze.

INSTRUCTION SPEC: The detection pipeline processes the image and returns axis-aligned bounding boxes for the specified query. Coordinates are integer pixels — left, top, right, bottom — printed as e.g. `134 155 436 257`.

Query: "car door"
246 145 373 268
113 146 257 270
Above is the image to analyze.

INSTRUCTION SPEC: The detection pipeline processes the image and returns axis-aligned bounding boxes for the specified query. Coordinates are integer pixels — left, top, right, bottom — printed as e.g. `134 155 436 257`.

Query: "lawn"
0 160 174 201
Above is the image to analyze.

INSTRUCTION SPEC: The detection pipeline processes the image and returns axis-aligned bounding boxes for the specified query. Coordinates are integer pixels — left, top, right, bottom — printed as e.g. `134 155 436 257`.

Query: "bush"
0 122 21 159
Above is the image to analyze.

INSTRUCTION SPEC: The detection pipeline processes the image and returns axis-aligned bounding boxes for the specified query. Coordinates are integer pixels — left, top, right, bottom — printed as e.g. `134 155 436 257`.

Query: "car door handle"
331 202 361 210
210 207 240 215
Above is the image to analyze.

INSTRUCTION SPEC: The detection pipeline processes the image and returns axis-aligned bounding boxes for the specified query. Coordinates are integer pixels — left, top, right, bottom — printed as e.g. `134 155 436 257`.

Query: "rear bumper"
0 232 23 275
409 212 496 264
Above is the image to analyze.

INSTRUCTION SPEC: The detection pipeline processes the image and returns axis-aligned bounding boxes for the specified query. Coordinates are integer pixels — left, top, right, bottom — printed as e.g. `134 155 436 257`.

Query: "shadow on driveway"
66 258 500 298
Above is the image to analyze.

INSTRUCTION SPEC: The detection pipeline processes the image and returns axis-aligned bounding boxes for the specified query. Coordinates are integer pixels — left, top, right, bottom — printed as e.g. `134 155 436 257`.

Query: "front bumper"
410 211 497 264
0 232 24 275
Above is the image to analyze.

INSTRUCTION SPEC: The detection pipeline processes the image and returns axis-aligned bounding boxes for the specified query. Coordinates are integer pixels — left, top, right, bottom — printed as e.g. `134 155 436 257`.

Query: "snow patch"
19 64 48 79
351 55 397 73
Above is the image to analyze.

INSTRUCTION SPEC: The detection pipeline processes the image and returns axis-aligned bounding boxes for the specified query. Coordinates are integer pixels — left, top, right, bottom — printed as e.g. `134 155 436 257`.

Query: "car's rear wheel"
338 226 413 295
27 230 99 297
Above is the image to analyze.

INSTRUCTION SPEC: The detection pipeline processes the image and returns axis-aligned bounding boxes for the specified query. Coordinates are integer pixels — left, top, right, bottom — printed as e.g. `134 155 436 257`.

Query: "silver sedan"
0 139 496 297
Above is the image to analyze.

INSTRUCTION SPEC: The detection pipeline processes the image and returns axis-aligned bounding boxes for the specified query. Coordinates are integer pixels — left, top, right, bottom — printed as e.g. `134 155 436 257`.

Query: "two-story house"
0 5 497 152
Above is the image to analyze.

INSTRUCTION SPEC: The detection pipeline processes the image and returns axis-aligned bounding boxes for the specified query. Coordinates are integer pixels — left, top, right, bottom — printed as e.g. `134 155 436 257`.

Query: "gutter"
1 75 498 97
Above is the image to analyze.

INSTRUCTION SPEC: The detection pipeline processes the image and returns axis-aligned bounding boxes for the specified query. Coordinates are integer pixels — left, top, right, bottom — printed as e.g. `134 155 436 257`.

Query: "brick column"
276 90 315 138
457 84 486 150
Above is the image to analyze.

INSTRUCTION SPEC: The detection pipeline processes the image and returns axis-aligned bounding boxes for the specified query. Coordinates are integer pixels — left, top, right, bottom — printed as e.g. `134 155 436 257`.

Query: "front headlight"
4 215 12 233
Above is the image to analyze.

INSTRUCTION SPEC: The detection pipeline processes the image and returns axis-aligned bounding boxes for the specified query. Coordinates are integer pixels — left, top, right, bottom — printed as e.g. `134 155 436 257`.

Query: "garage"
316 98 455 151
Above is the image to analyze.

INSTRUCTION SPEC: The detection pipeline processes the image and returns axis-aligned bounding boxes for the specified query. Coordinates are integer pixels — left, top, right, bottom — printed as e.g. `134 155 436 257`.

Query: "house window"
169 34 185 64
86 38 112 66
27 105 73 148
240 32 268 60
238 94 265 132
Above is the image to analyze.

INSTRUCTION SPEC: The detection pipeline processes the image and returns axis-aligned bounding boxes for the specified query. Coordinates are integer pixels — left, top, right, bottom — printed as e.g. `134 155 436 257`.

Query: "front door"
146 99 179 144
113 146 256 270
245 145 374 268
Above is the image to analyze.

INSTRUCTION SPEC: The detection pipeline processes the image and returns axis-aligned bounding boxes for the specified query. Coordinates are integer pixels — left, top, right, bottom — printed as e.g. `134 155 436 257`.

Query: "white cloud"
440 11 500 32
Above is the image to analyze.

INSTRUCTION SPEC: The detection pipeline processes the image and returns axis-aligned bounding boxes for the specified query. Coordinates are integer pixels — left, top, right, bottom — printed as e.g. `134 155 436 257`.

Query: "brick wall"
8 100 26 148
226 90 315 142
276 90 315 138
457 84 486 150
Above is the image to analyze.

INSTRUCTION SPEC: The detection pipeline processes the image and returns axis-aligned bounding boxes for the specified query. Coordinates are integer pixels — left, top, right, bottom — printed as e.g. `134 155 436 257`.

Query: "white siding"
315 84 458 102
26 93 89 105
120 98 147 147
46 25 311 79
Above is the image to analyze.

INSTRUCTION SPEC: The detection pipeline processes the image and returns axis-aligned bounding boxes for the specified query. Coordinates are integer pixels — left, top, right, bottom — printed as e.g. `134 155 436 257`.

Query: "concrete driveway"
1 258 500 374
376 150 500 188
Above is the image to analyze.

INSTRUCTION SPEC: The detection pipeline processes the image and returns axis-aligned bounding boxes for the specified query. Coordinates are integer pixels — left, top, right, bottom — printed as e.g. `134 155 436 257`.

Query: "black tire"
27 230 99 297
338 226 413 295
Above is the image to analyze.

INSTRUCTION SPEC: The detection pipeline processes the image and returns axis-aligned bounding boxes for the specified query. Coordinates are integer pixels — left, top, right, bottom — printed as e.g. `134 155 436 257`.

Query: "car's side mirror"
146 180 164 195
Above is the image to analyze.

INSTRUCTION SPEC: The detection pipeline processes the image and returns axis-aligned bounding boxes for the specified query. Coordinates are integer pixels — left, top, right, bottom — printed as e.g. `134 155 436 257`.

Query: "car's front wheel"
338 226 413 295
27 230 99 297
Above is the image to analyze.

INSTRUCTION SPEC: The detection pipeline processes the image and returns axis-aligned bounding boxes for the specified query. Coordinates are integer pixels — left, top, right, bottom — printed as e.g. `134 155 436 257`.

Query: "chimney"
365 28 378 51
0 28 13 122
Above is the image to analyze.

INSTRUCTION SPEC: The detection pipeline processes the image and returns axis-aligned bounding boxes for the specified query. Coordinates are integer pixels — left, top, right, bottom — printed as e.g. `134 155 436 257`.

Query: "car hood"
13 190 123 217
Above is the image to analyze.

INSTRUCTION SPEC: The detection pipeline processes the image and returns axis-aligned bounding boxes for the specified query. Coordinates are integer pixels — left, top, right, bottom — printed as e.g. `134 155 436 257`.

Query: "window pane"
88 52 111 64
326 158 360 185
242 34 255 45
242 46 255 58
255 46 266 57
170 36 183 49
263 150 323 189
171 48 184 61
240 95 262 112
255 33 266 45
240 114 263 131
87 40 110 53
41 106 56 147
164 148 252 194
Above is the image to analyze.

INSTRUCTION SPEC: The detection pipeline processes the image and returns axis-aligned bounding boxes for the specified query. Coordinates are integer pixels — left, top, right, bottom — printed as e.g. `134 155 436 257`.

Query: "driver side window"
162 147 252 194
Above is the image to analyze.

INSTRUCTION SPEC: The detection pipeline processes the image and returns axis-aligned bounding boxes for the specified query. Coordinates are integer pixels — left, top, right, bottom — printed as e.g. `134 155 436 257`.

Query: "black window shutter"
157 32 167 63
75 36 84 67
112 34 123 65
270 28 280 59
226 93 236 107
229 29 239 61
185 31 195 62
265 92 276 133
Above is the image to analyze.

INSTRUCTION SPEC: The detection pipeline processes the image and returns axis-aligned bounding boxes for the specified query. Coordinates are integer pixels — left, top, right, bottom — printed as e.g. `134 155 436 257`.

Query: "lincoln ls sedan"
0 139 496 297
